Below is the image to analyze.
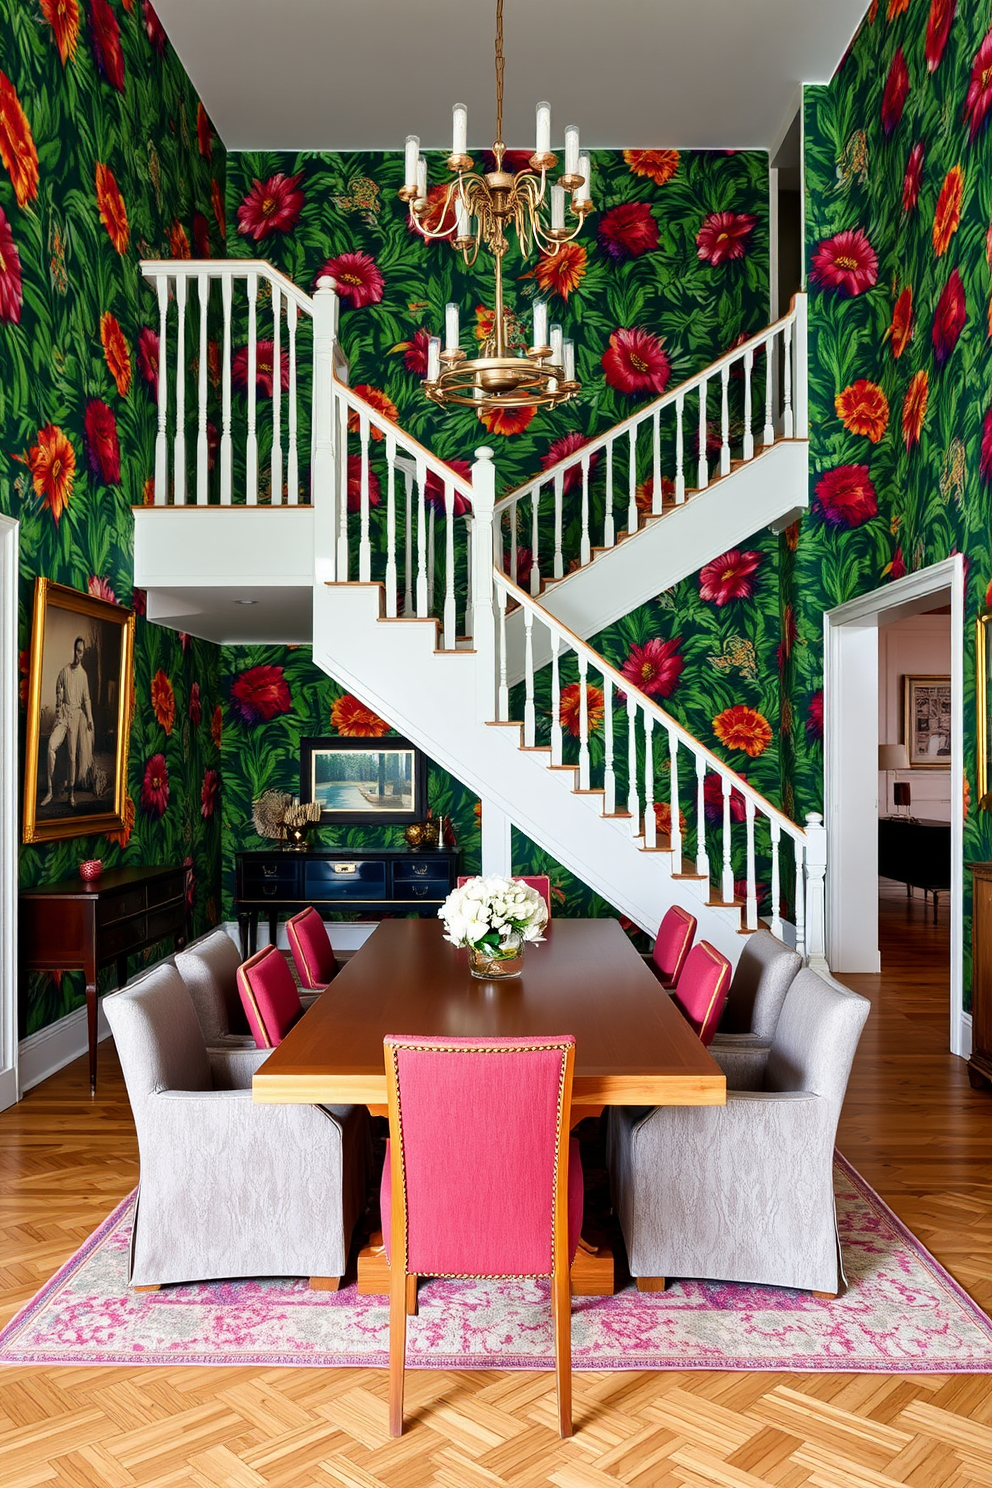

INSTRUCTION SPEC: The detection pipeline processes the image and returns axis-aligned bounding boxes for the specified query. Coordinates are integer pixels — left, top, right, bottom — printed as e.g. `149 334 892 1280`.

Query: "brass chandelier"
398 0 592 415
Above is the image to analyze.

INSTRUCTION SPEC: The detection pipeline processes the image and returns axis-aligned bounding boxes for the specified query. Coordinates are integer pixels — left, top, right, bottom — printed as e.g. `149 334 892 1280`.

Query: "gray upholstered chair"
709 928 802 1049
104 962 370 1290
607 967 870 1297
175 928 318 1049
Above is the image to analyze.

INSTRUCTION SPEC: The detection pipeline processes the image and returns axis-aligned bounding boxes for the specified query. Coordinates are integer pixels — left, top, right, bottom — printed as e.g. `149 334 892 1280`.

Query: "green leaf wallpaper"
800 0 992 1008
0 0 226 1033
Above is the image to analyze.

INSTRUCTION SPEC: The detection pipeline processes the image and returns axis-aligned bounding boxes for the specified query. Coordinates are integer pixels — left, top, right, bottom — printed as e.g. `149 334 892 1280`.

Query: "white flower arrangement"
439 875 548 955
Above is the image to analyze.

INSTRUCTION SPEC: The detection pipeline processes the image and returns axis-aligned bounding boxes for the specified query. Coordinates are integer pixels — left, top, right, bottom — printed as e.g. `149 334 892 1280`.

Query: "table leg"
269 911 278 948
116 954 129 990
237 912 252 960
85 947 98 1096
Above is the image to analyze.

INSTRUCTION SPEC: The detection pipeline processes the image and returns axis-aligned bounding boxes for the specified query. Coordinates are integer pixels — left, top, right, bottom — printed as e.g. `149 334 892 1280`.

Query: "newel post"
470 446 497 722
312 275 339 584
804 810 828 970
792 292 808 440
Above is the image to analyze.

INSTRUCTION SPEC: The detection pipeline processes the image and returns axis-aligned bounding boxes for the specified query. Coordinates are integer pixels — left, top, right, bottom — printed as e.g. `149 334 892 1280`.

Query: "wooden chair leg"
551 1263 572 1439
132 1284 160 1293
813 1290 837 1300
388 1264 408 1437
309 1276 341 1292
636 1276 667 1293
405 1274 418 1316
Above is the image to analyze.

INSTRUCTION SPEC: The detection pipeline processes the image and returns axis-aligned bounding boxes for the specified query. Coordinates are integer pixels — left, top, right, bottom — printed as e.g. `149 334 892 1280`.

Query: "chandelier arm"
532 208 591 255
410 178 462 242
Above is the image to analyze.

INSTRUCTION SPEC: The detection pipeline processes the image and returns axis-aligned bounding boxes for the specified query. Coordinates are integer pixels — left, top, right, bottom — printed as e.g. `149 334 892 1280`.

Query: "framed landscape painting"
22 579 136 844
300 735 427 825
903 674 951 769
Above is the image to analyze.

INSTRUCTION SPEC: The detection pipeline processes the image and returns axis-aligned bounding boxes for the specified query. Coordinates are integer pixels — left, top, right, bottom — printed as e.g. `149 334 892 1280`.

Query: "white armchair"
175 927 318 1049
709 928 802 1049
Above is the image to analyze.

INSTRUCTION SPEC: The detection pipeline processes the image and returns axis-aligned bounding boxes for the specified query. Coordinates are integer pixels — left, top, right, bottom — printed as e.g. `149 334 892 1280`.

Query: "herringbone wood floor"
2 887 991 1488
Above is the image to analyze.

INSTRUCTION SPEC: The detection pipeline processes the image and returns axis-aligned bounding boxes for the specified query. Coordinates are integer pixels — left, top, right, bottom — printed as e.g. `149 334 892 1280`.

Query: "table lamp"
879 743 910 817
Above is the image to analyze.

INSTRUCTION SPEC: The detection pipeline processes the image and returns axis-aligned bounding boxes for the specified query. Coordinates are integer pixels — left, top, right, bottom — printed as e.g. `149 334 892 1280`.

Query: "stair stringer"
504 439 808 685
313 582 748 966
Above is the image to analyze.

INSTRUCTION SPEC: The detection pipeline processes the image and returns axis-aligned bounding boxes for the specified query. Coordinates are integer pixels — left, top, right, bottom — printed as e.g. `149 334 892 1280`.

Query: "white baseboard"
18 1000 112 1094
231 917 377 954
0 1065 18 1112
958 1011 972 1061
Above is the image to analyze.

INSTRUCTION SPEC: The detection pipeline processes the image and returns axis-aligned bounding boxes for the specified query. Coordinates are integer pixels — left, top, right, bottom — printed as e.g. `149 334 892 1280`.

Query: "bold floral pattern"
602 326 671 397
27 424 75 523
140 753 169 817
329 693 389 737
695 211 756 265
712 704 772 758
0 70 39 207
150 669 175 734
620 637 684 699
237 171 305 241
699 550 762 606
0 205 22 322
559 682 605 737
597 201 658 262
229 665 292 725
835 380 889 442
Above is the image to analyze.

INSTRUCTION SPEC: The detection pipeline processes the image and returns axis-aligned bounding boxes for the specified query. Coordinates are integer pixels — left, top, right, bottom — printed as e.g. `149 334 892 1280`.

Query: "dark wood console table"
878 816 951 922
969 863 992 1091
19 864 188 1094
235 848 459 959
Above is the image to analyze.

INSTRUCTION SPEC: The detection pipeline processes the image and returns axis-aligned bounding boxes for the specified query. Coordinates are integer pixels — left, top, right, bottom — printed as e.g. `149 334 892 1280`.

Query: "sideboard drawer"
305 859 387 900
101 915 146 958
392 857 447 883
97 887 146 926
147 903 184 941
241 861 301 895
147 871 185 909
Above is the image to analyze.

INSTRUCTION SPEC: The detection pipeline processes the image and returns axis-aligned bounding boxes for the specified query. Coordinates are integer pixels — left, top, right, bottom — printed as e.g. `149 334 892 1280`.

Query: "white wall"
878 612 951 821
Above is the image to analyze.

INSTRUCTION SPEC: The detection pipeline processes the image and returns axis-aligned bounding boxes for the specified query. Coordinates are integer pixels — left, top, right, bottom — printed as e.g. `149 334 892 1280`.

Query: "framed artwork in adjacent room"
903 673 952 769
300 735 427 825
22 579 135 843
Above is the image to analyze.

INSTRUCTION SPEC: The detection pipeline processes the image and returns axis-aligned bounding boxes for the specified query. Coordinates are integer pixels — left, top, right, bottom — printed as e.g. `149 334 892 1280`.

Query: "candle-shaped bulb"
444 302 460 352
550 323 563 366
535 100 551 157
564 125 580 178
455 197 470 239
452 102 468 158
573 154 590 205
551 182 565 231
404 135 420 190
426 336 441 382
416 157 427 202
562 339 575 382
533 299 548 348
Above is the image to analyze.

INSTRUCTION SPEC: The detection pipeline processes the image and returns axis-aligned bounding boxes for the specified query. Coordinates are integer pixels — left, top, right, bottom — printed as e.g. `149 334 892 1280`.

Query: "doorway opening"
0 513 19 1111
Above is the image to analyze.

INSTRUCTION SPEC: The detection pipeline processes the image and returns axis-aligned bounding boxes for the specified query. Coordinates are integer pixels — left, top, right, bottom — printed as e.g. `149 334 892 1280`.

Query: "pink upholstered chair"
286 907 337 990
456 874 552 916
672 941 732 1046
235 945 305 1049
382 1034 580 1438
649 905 697 988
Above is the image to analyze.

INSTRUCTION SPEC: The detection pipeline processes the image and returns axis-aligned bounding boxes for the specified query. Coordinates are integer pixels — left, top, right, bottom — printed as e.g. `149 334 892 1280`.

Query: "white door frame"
0 515 19 1110
824 554 965 1056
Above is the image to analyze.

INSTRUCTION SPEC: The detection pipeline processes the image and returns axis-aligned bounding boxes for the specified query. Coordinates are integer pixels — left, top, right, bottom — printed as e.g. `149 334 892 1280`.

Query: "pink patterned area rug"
2 1155 991 1372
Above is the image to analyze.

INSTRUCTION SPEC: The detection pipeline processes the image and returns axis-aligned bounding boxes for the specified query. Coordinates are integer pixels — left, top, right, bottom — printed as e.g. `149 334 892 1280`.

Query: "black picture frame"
300 735 427 825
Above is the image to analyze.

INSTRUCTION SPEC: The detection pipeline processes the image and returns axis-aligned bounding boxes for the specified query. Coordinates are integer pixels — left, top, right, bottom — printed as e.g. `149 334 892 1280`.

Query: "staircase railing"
493 294 807 596
487 569 826 963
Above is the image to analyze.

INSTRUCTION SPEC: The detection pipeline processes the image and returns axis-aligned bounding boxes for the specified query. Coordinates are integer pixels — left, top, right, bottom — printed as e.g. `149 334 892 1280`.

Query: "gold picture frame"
22 579 135 844
978 610 992 809
903 672 952 770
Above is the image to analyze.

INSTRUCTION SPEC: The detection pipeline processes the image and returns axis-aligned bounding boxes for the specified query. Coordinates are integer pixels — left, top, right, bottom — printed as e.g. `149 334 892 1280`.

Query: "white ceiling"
155 0 866 155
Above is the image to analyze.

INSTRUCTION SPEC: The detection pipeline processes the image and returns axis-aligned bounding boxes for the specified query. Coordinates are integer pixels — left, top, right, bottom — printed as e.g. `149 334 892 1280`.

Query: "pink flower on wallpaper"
597 201 659 261
601 326 671 397
695 211 756 265
620 637 684 699
143 0 167 55
503 545 533 591
902 143 924 211
189 681 202 727
90 0 124 92
815 465 878 529
229 665 292 725
137 326 159 390
0 206 22 324
541 432 599 494
964 27 992 140
140 753 169 816
84 399 121 485
703 771 747 825
236 172 305 241
925 0 956 72
806 691 824 741
316 250 384 309
932 268 966 366
698 549 762 606
346 454 382 513
200 768 219 819
87 576 116 604
980 408 992 486
809 228 878 297
887 547 907 579
232 340 290 397
393 326 431 377
881 47 910 135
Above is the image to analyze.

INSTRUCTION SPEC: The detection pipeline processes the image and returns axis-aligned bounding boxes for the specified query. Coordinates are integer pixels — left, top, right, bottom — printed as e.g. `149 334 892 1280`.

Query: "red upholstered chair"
286 907 337 990
235 945 305 1049
382 1034 580 1438
456 874 552 917
650 905 697 988
672 941 732 1046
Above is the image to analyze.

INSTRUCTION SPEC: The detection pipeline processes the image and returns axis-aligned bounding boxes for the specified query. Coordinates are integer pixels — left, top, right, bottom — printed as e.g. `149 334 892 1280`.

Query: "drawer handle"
332 863 358 875
262 865 279 878
412 885 429 898
262 885 279 897
412 863 428 876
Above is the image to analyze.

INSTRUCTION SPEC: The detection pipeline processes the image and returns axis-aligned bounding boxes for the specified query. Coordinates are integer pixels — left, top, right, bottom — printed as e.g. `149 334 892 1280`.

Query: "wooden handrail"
330 377 475 502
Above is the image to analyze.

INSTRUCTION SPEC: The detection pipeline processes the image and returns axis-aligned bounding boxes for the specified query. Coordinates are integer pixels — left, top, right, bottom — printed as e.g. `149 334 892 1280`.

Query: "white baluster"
196 272 208 505
530 485 541 596
497 584 509 721
415 456 428 617
509 499 519 586
804 812 828 970
743 346 754 462
668 729 682 866
553 473 564 578
720 363 730 476
469 446 497 722
721 775 734 903
604 439 615 547
443 480 456 649
463 519 473 640
783 319 794 438
697 376 709 491
154 273 169 505
358 412 371 581
286 299 298 503
269 283 282 502
523 607 535 747
385 435 398 617
745 799 757 930
651 407 662 514
336 395 349 579
403 466 414 615
220 273 232 505
578 653 590 790
770 820 783 941
794 843 807 962
695 757 709 877
173 273 187 504
550 632 563 767
627 424 637 536
427 504 436 612
643 714 656 848
674 392 685 505
763 334 775 445
580 453 591 566
603 676 615 815
246 272 258 504
793 294 809 439
626 694 639 837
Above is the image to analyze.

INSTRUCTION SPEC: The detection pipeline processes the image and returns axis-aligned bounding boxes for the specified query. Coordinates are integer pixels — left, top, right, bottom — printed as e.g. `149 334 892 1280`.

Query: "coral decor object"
78 859 103 884
251 790 320 849
439 875 547 979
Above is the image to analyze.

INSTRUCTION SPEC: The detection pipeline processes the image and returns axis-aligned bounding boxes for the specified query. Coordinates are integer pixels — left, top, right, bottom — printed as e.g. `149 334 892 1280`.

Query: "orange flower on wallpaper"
0 71 39 207
623 149 680 186
347 385 398 440
331 693 390 737
107 794 135 849
558 682 604 738
142 476 155 505
95 163 129 253
151 669 176 734
835 379 889 442
653 801 687 838
168 219 191 258
39 0 80 64
27 424 75 523
887 285 913 357
932 165 964 256
211 178 226 239
712 704 772 758
478 403 536 437
211 703 223 749
532 241 586 300
100 311 131 396
887 0 909 16
901 369 929 449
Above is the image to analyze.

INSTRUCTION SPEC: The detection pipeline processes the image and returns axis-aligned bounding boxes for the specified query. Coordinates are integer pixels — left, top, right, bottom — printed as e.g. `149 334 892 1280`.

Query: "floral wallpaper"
0 0 226 1034
799 0 992 1005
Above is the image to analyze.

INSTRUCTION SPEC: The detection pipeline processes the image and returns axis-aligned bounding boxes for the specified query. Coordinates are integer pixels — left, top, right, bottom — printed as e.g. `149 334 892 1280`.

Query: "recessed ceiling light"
233 599 258 606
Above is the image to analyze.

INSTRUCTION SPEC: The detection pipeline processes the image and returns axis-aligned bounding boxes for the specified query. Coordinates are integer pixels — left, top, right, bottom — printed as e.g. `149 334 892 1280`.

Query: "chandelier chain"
494 0 504 146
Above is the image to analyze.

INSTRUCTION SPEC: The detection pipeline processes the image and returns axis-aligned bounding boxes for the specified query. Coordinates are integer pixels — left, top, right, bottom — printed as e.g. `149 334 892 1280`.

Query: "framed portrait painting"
22 579 136 844
903 674 952 769
300 735 427 825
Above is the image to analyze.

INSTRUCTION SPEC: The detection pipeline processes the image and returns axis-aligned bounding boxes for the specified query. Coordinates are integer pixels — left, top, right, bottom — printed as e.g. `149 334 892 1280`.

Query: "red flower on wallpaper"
598 201 658 262
168 219 191 259
211 702 223 747
932 267 966 366
189 680 202 727
90 0 124 92
425 459 473 516
229 665 292 725
541 432 598 493
193 211 210 257
232 340 290 397
964 27 992 139
237 172 305 241
884 547 907 580
0 206 22 324
602 326 671 397
699 549 762 606
151 669 175 734
392 326 431 377
137 326 159 390
881 47 909 135
623 148 679 186
479 149 534 175
347 385 399 440
620 637 684 699
201 768 219 819
409 183 458 237
211 178 225 240
702 771 747 825
331 694 390 737
902 369 929 449
196 102 212 159
83 399 120 485
532 241 586 300
478 403 536 437
635 475 675 514
317 250 384 309
143 0 167 54
40 0 79 64
814 464 878 529
809 228 878 297
559 682 605 738
888 285 913 356
95 162 129 254
834 379 889 442
140 754 169 817
980 407 992 486
100 312 131 397
933 165 964 256
926 0 956 71
713 705 772 758
87 576 116 604
696 211 756 265
0 70 39 207
346 453 382 512
902 142 924 211
806 691 824 741
131 586 147 615
504 545 533 591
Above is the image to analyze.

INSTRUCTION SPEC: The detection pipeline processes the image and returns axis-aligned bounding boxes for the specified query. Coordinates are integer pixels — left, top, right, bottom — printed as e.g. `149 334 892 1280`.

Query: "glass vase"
468 935 525 979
